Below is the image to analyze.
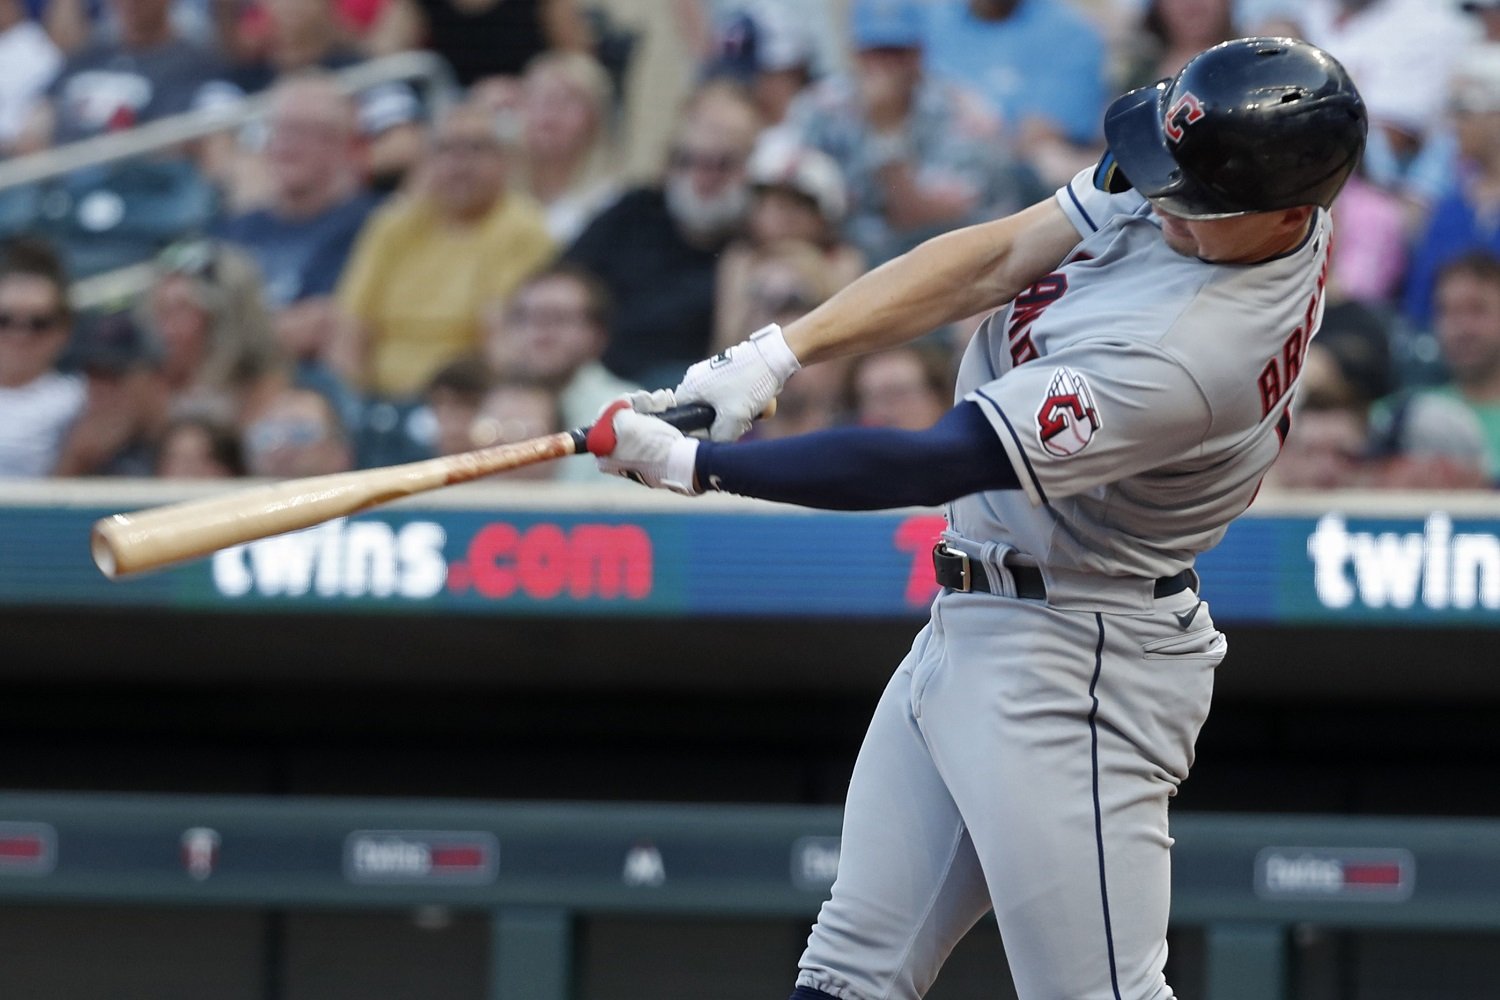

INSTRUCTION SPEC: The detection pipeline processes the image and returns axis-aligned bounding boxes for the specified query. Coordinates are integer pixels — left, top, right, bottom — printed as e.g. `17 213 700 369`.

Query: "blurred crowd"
0 0 1497 492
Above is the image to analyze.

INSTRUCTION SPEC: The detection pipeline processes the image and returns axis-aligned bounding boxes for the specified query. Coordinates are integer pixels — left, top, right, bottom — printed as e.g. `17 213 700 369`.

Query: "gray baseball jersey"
951 167 1331 606
796 171 1329 1000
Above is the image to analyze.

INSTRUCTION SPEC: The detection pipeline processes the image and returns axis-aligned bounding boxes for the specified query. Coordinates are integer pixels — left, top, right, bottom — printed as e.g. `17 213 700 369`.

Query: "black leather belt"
932 543 1196 600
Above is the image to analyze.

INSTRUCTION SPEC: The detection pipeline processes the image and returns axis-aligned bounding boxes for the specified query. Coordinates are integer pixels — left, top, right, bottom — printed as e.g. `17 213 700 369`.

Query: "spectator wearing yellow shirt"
333 101 555 399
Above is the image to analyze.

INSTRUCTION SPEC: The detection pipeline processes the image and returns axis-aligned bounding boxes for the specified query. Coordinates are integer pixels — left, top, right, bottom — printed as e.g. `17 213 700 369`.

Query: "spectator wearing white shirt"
1291 0 1477 171
0 0 60 151
0 239 84 477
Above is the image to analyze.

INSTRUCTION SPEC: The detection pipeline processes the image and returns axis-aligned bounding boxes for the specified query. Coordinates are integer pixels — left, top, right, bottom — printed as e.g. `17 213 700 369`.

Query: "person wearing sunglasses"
242 384 353 478
0 238 83 477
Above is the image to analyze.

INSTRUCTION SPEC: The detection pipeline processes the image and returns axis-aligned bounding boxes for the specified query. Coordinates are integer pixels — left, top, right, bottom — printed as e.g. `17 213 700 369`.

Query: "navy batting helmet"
1097 37 1367 219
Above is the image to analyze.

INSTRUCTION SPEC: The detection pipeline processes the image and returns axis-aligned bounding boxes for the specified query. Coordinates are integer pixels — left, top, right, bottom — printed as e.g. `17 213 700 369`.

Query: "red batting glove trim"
585 399 633 456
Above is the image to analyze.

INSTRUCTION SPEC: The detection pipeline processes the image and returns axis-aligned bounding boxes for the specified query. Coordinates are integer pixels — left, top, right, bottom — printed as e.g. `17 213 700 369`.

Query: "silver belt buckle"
939 543 972 593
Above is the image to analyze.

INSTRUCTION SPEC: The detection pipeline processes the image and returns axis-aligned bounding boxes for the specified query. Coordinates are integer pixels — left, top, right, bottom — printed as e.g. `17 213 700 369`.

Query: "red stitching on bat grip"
585 399 633 456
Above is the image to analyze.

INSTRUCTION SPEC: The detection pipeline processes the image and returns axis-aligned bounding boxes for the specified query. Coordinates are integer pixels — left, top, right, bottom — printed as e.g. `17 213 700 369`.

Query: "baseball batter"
589 38 1367 1000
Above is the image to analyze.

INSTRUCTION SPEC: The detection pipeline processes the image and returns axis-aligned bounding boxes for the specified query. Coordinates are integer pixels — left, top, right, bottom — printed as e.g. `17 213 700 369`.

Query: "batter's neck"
1239 211 1316 265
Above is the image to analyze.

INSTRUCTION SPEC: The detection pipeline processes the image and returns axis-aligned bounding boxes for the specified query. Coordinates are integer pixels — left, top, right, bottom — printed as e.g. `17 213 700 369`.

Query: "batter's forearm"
695 402 1020 510
783 199 1080 366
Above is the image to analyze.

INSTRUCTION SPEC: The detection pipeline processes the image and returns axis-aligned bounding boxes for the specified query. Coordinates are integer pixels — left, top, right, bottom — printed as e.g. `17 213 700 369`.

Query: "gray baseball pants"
795 585 1224 1000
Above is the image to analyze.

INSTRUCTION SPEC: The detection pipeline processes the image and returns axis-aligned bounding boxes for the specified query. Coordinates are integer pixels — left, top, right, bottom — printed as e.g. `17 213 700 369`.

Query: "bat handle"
569 399 779 455
569 402 717 454
658 403 717 434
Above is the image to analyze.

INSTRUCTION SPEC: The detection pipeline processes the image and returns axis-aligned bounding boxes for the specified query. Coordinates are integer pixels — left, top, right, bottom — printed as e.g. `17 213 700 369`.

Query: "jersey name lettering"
1257 243 1330 418
1007 273 1067 366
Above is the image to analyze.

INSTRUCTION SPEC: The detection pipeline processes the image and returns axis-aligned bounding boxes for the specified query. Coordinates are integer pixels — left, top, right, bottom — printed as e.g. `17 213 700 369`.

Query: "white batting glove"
587 400 701 495
620 387 677 414
675 323 800 441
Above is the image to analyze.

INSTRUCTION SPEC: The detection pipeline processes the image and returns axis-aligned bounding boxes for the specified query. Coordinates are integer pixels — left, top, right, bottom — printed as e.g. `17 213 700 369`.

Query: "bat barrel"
90 506 247 580
89 434 579 579
88 469 400 579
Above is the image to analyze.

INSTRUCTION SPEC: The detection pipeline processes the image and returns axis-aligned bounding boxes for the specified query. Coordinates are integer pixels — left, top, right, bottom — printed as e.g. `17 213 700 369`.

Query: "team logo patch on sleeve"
1035 367 1102 457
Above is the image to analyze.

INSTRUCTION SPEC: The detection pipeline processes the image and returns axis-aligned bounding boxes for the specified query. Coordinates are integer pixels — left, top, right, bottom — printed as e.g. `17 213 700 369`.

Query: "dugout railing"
0 50 458 193
0 792 1494 1000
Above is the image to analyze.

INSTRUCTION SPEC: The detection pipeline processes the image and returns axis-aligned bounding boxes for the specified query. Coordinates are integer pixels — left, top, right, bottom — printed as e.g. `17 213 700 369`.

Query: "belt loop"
979 541 1019 599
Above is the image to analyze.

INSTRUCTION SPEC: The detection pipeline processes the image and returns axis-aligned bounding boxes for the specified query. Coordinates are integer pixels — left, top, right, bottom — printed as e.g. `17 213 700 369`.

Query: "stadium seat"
34 160 219 278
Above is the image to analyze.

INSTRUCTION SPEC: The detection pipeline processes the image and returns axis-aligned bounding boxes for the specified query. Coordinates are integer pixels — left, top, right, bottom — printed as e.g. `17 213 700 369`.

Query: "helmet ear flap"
1093 150 1133 194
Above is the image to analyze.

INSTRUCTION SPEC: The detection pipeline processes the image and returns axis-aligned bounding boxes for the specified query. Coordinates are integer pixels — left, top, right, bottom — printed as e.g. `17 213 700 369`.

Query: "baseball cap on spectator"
65 311 162 375
1462 0 1500 12
748 133 847 224
707 6 814 80
1450 44 1500 114
851 0 925 51
359 82 423 136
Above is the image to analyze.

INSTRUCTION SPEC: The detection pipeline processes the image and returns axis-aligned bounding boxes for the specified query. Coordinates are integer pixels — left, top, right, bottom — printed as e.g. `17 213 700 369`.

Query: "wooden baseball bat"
91 402 720 579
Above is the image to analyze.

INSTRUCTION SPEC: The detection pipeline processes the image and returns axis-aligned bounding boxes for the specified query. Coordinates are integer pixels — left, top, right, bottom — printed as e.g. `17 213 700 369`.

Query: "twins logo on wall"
204 513 951 614
1306 513 1500 612
192 505 1500 620
210 519 652 603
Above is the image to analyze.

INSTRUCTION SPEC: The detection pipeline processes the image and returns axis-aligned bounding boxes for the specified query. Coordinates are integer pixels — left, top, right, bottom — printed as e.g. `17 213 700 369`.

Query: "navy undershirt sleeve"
694 401 1021 510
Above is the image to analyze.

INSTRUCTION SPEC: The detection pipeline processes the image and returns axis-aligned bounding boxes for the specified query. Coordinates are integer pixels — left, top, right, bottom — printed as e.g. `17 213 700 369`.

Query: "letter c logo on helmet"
1162 92 1205 144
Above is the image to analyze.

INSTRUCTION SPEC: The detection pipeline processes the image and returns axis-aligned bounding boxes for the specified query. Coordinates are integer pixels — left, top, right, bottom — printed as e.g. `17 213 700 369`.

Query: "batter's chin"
1157 215 1200 258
